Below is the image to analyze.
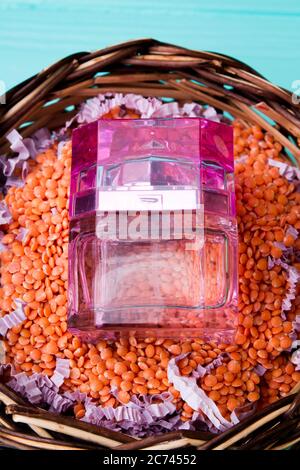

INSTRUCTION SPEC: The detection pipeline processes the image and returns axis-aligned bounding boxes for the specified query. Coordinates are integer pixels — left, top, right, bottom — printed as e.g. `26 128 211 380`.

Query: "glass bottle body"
67 118 238 342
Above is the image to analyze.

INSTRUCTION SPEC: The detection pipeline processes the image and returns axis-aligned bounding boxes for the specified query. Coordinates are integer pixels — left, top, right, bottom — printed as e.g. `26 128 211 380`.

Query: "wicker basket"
0 38 300 450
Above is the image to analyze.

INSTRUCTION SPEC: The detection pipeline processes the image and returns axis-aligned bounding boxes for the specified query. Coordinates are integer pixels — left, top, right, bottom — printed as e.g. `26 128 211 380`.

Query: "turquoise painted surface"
0 0 299 91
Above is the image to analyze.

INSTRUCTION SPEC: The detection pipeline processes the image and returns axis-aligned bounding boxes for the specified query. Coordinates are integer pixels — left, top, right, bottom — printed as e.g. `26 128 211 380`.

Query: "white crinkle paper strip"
167 354 233 432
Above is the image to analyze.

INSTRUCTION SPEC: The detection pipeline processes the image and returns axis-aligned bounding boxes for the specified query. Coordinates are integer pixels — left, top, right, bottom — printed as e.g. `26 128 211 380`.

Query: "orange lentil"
120 381 132 392
257 259 268 271
75 408 85 420
227 397 239 412
204 375 218 387
223 372 235 383
125 352 137 363
280 336 292 350
209 390 221 401
114 362 128 376
122 371 135 382
90 354 101 366
232 378 243 388
145 344 155 358
228 360 241 374
90 379 104 393
248 391 260 402
146 378 160 389
101 348 113 360
70 368 81 380
105 358 117 370
285 363 294 376
283 234 295 248
22 290 35 303
253 339 266 350
142 368 156 380
292 372 300 382
110 376 122 388
104 370 115 380
118 391 130 404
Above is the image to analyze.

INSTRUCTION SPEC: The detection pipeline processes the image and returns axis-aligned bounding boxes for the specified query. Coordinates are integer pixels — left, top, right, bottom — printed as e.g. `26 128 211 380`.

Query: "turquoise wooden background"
0 0 299 91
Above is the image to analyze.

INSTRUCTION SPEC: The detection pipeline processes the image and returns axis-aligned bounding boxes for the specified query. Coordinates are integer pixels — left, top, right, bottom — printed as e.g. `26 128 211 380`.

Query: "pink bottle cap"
70 118 234 217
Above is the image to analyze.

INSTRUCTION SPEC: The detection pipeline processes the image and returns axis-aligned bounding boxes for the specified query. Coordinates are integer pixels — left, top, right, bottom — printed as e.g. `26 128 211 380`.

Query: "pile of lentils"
0 116 299 425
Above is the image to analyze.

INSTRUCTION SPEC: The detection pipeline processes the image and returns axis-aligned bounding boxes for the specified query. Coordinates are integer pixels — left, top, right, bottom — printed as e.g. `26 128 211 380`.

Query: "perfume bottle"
68 118 238 342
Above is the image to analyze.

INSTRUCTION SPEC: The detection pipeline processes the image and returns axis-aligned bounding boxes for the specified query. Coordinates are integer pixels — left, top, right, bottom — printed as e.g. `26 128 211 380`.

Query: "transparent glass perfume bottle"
68 118 238 342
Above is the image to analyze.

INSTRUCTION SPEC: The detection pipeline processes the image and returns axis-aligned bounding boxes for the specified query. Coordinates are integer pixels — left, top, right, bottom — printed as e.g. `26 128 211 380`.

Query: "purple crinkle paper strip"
291 348 300 371
0 231 7 252
272 227 299 265
268 257 300 321
292 315 300 334
0 299 26 337
0 355 72 413
51 358 70 388
16 227 29 243
268 256 300 352
286 225 299 240
0 200 12 225
4 128 51 177
81 391 190 437
268 158 300 183
5 369 74 413
253 364 267 377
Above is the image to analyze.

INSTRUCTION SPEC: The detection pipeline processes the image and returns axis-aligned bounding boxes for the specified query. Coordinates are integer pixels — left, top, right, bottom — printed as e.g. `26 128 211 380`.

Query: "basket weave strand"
1 38 300 162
